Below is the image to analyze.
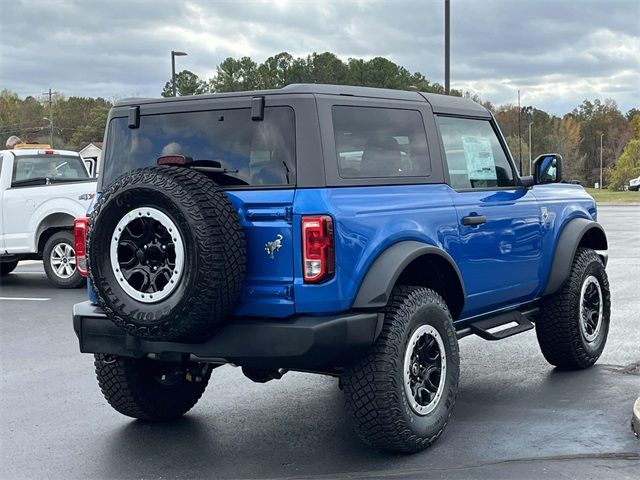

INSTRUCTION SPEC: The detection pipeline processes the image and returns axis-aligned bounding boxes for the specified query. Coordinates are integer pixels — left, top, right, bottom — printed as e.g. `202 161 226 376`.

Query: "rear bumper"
73 301 382 369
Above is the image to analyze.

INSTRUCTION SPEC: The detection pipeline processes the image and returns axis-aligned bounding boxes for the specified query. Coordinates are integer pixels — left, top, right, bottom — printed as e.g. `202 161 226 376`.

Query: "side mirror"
532 154 564 184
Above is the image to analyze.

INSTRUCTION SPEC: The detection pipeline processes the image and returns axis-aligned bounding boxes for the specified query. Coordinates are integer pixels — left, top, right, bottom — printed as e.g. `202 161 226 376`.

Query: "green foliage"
1 51 636 179
167 51 459 96
572 99 628 186
161 70 208 97
608 139 640 190
0 89 111 150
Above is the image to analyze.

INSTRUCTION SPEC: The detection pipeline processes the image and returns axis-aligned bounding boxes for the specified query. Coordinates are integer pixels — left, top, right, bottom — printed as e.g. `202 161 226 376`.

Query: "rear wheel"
43 231 85 288
536 247 610 369
94 354 212 420
0 260 19 277
341 286 459 453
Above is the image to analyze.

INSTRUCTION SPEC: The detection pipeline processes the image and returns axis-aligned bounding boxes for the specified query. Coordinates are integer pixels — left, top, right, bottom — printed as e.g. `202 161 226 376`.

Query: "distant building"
79 142 103 176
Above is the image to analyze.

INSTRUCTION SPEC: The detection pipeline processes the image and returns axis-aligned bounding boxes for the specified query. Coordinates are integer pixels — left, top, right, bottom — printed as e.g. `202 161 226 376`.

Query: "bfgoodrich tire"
88 166 245 341
536 247 611 370
43 231 85 288
341 286 460 453
94 354 211 420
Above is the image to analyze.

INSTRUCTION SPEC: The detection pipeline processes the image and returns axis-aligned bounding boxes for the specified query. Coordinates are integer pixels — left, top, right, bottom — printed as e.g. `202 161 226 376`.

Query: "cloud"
1 0 638 114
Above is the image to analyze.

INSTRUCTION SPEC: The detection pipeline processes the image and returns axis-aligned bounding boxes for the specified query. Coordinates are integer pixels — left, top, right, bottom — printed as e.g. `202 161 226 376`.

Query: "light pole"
43 117 54 147
171 50 188 97
517 89 522 174
528 121 533 175
599 133 604 189
444 0 450 95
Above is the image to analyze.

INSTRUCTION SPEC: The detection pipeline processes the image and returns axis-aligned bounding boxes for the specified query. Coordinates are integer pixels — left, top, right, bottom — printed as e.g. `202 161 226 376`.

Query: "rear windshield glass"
12 155 89 185
101 106 295 189
332 106 430 179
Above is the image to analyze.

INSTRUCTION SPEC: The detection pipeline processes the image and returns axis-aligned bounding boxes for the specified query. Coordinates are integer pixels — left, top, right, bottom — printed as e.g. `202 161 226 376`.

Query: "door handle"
462 215 487 226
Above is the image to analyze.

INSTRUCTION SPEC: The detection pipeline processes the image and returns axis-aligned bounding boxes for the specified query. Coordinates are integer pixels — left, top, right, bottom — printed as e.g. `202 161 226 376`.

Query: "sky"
1 0 638 115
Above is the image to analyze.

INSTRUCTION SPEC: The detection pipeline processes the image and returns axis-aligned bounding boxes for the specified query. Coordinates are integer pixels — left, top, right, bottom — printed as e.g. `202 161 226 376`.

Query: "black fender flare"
352 241 465 310
543 218 608 296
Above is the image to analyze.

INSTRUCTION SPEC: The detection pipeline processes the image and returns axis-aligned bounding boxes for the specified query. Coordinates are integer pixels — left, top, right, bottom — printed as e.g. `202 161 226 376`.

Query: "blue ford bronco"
73 84 610 453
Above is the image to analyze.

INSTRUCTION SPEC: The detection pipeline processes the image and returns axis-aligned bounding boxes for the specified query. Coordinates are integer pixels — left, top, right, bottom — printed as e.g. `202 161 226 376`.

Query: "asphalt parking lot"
1 205 638 480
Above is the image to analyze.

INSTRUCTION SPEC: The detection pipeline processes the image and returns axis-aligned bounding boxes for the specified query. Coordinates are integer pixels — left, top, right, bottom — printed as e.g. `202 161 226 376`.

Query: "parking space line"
0 297 51 301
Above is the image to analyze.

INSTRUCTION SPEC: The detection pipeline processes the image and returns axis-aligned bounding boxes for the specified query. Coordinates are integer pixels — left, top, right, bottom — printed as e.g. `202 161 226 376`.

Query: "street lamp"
599 133 604 189
528 121 533 175
171 50 188 97
444 0 450 95
43 117 54 147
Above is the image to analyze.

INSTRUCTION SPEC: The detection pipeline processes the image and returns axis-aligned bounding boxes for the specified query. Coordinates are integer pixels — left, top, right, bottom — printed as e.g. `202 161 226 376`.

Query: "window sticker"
462 136 496 180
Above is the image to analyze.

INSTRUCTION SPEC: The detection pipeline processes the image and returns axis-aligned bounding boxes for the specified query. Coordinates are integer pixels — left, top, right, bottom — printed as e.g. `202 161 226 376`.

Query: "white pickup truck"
0 147 96 287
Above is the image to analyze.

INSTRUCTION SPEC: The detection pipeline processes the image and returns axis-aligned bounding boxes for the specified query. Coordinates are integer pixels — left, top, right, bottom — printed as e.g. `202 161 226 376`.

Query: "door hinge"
284 285 294 300
284 206 293 223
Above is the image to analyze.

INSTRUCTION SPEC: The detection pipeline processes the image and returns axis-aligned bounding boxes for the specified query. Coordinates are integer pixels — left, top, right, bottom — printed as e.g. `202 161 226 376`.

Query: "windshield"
100 106 295 190
12 154 90 186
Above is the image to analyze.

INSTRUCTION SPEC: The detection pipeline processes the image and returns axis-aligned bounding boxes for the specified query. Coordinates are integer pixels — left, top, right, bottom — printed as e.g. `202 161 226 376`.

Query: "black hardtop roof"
114 83 490 117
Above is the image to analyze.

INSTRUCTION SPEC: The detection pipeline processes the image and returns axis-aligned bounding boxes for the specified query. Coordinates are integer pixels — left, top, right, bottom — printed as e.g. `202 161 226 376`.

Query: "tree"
210 57 260 92
69 104 110 149
572 99 628 185
608 139 640 190
255 52 298 89
550 116 584 183
161 70 208 97
306 52 349 85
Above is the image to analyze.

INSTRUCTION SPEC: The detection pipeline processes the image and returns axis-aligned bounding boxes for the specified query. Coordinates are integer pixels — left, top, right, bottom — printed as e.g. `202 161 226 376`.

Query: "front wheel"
536 247 611 370
43 231 85 288
341 286 460 453
94 354 212 420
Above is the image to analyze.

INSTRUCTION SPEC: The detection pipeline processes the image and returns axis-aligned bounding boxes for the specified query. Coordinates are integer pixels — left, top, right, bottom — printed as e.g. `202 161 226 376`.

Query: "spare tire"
88 166 245 341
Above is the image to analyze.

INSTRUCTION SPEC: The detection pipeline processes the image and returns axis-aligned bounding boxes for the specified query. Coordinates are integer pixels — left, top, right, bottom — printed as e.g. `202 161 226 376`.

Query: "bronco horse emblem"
265 234 284 260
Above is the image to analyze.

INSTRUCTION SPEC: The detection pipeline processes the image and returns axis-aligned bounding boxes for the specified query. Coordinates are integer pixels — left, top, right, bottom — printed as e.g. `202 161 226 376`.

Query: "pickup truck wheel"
341 286 459 453
536 247 611 370
88 166 246 341
0 260 19 276
94 354 211 420
42 231 85 288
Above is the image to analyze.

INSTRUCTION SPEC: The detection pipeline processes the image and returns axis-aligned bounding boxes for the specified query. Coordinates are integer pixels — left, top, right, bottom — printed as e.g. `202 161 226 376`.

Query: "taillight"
302 215 334 283
157 155 188 165
74 217 89 277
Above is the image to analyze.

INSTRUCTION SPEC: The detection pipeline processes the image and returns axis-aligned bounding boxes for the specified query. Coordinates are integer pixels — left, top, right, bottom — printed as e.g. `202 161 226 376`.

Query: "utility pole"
444 0 450 95
600 133 604 189
528 121 533 175
518 89 522 173
42 88 53 147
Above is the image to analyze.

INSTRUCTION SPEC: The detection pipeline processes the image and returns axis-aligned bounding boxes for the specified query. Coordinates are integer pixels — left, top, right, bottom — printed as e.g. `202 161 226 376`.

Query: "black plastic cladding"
99 84 491 191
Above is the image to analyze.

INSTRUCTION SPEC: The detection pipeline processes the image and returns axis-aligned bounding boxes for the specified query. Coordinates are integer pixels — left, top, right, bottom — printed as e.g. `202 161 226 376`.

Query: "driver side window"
436 116 515 190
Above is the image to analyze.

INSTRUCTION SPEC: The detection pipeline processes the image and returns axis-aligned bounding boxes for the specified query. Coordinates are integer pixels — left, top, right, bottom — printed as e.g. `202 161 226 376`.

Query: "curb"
633 397 640 438
596 203 640 206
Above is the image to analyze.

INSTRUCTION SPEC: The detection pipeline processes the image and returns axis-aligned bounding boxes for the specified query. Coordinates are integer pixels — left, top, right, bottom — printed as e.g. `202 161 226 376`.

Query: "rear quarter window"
101 106 295 189
332 106 430 179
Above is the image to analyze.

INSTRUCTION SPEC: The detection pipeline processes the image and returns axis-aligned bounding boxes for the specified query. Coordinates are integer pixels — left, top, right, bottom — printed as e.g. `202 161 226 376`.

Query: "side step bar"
457 308 539 341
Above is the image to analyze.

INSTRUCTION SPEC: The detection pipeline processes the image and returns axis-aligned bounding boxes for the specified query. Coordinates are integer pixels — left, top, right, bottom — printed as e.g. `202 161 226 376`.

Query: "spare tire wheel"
88 166 246 341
